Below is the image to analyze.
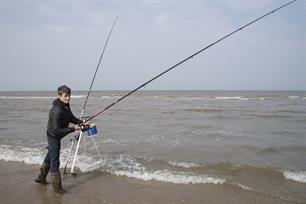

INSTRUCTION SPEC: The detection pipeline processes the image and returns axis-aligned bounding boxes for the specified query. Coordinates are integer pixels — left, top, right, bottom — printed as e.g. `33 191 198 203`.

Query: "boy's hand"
80 125 90 132
74 124 82 131
82 120 91 126
74 121 92 132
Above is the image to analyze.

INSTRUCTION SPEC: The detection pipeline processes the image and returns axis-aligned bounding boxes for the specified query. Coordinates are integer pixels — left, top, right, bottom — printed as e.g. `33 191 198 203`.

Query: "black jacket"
47 98 82 139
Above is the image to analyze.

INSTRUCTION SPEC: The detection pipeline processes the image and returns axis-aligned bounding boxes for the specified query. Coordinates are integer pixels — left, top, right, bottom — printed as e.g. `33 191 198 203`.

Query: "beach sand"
0 160 295 204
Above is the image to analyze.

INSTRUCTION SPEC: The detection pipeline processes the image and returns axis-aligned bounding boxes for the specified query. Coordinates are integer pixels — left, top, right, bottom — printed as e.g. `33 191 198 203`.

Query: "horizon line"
0 89 305 92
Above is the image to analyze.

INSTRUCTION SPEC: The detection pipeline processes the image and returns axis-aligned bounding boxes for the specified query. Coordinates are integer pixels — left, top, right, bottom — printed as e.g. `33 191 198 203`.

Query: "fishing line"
85 0 296 123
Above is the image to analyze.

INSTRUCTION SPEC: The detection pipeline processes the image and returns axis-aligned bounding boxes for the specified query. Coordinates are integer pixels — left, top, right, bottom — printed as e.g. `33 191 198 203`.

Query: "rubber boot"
51 172 65 193
35 162 50 185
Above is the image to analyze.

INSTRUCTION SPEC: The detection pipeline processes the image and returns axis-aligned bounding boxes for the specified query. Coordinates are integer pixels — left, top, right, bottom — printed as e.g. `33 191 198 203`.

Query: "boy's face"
58 93 70 104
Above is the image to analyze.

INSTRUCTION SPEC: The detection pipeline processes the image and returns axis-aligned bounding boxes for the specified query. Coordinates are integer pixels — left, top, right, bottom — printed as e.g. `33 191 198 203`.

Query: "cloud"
0 0 305 91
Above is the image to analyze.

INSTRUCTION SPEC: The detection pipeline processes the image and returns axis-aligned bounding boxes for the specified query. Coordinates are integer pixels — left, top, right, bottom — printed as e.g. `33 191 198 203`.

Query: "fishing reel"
80 124 90 132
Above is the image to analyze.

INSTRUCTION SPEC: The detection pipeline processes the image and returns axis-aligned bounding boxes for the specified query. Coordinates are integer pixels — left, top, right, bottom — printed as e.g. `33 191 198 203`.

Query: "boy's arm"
51 107 75 138
70 112 83 125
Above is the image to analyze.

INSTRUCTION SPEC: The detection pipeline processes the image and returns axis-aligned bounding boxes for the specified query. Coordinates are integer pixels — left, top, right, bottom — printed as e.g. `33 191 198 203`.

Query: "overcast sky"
0 0 305 91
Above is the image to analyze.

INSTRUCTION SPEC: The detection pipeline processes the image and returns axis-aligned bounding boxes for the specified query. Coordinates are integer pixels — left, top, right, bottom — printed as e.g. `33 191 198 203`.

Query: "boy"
35 85 89 193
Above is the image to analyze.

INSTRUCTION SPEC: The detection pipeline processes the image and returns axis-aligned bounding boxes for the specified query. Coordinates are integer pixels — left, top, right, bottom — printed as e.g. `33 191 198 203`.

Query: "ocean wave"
182 108 224 113
0 96 54 99
0 145 44 164
114 169 225 185
256 146 306 155
249 97 265 100
215 96 248 100
288 96 300 99
70 95 87 98
1 144 306 186
77 154 225 185
283 170 306 183
0 95 86 99
214 96 264 100
0 145 224 185
237 184 253 191
175 96 209 101
256 147 284 154
204 130 236 142
167 161 201 168
100 96 121 99
246 113 295 119
277 109 306 114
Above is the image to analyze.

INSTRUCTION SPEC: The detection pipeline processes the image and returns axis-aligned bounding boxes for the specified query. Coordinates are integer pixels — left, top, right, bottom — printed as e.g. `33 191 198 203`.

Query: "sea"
0 90 305 203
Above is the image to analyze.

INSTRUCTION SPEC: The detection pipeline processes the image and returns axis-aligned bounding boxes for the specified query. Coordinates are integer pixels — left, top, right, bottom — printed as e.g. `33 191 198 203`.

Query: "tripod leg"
91 136 103 162
63 138 76 174
71 131 84 174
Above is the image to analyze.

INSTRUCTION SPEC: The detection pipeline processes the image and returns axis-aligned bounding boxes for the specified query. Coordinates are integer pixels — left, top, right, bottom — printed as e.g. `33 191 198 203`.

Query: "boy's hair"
57 85 71 96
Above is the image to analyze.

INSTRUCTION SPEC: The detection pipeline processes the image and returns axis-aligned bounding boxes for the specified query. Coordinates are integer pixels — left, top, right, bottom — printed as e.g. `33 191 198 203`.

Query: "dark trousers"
44 134 61 173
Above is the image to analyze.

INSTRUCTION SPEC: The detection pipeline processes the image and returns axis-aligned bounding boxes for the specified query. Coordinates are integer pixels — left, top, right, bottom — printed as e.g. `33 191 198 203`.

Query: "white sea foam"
3 144 306 186
214 96 266 101
168 161 201 168
0 146 225 185
176 96 209 101
288 96 300 99
238 184 253 191
0 144 95 168
0 145 44 164
64 153 225 185
215 96 248 100
101 96 120 99
70 95 86 98
114 169 225 184
283 170 306 183
248 97 265 100
0 145 229 185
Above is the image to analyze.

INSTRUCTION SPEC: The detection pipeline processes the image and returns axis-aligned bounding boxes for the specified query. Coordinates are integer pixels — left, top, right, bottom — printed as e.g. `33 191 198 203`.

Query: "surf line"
64 16 119 175
85 0 297 123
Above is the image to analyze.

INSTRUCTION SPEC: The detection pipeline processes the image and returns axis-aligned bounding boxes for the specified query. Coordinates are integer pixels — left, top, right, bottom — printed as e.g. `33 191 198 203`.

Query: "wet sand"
0 160 296 204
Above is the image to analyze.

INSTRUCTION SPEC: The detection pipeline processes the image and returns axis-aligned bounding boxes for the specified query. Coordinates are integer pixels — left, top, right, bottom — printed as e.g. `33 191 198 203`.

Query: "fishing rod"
64 16 119 174
82 16 119 114
85 0 296 123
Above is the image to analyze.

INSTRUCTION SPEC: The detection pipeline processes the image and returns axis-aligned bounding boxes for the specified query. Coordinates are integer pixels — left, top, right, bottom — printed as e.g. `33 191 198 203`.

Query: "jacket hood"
53 98 70 109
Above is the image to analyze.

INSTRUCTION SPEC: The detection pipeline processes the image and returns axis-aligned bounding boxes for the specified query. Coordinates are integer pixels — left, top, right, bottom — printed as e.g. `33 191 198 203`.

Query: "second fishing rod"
84 0 296 123
64 16 119 174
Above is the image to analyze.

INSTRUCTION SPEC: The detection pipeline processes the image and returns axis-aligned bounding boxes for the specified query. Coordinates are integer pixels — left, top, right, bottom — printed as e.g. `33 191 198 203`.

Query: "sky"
0 0 305 91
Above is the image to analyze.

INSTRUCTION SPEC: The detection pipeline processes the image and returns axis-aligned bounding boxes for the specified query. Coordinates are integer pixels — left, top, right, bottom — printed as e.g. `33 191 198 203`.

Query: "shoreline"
0 160 297 204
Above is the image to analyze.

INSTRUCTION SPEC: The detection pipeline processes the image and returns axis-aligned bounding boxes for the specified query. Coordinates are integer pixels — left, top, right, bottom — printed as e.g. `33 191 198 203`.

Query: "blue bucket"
86 123 98 136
